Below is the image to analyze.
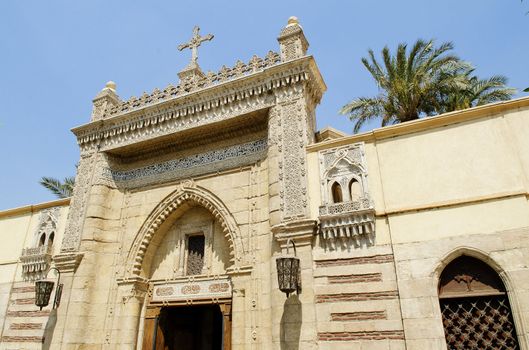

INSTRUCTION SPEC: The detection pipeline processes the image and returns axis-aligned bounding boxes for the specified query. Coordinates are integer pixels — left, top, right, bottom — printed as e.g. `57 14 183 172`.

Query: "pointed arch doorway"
438 255 520 349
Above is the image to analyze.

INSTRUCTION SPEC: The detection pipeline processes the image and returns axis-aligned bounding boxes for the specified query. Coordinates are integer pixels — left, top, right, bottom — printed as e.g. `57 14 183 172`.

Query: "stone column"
266 18 320 349
111 279 148 348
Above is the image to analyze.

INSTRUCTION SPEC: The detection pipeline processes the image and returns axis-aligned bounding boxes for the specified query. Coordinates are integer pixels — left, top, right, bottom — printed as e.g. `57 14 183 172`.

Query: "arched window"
331 182 343 203
39 234 46 247
49 232 55 246
438 255 520 349
349 178 362 200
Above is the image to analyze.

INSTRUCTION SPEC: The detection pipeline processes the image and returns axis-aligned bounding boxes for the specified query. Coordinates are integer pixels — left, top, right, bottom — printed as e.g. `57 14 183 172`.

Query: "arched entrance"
438 255 520 349
130 185 240 350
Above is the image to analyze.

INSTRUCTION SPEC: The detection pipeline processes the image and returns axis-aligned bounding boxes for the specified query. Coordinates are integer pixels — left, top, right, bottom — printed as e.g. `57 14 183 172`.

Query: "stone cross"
178 26 214 65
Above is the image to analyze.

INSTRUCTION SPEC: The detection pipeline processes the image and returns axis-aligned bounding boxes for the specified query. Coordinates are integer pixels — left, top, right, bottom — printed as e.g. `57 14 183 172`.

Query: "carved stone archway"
126 183 245 277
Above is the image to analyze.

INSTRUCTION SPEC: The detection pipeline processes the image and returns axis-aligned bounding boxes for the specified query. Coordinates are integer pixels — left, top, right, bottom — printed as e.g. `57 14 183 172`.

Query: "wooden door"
142 307 165 350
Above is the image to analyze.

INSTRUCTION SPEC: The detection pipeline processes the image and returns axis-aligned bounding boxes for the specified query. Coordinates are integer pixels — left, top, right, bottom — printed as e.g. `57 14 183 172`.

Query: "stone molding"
53 252 84 274
116 277 150 302
272 219 317 249
126 183 245 277
72 57 325 154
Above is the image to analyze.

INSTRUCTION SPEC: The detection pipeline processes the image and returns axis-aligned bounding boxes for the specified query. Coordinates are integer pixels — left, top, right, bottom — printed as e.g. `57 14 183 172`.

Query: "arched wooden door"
438 255 520 349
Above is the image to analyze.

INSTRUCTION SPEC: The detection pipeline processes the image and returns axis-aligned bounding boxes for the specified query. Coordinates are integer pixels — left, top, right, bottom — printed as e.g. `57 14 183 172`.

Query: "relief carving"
60 152 97 253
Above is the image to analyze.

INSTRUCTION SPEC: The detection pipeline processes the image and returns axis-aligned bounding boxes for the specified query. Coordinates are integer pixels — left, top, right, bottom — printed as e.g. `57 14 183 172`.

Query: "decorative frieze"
73 59 324 155
102 138 267 188
107 51 280 117
151 277 232 304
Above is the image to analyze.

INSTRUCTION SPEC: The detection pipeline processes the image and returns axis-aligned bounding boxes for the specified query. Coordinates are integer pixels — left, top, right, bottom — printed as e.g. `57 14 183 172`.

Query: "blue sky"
1 0 528 210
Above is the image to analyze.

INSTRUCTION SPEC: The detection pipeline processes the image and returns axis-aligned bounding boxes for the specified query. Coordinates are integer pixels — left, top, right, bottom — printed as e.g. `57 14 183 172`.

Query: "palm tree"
340 39 514 133
39 176 75 199
438 68 516 113
340 39 469 132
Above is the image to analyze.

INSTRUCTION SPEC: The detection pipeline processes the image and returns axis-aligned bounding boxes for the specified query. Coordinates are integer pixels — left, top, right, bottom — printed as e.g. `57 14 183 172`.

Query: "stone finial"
278 16 309 61
91 81 120 122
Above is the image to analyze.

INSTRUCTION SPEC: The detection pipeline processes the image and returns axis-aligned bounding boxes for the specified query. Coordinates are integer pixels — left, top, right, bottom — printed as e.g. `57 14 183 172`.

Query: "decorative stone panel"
20 208 60 280
318 143 375 244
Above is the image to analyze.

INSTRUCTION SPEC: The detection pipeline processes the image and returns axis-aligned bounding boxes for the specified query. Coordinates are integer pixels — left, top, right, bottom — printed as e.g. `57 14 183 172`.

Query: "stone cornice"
72 56 326 153
0 198 70 219
308 96 529 152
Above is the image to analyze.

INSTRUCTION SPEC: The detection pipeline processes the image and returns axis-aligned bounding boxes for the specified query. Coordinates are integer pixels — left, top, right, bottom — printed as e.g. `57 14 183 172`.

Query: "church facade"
1 17 529 350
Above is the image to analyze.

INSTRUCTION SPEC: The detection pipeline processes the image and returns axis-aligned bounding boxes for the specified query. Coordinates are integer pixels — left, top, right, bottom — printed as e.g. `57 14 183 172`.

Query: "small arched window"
349 178 362 200
331 182 343 203
39 234 46 247
49 232 55 246
438 255 520 349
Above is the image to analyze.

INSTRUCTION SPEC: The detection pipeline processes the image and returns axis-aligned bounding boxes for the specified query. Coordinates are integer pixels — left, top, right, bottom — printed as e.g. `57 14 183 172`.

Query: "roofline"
307 96 529 152
0 198 70 219
71 55 326 136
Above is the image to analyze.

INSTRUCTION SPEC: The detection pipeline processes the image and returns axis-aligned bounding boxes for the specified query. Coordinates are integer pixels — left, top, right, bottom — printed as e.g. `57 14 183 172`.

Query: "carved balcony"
319 197 375 240
20 245 53 280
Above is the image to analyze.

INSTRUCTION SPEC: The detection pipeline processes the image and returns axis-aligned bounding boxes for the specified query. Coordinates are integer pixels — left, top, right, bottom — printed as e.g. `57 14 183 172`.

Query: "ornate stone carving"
274 86 312 221
318 143 376 244
101 138 267 189
20 245 53 281
20 208 60 280
91 81 120 121
150 277 232 304
72 58 325 155
278 17 309 61
60 152 97 253
107 51 279 117
126 185 245 277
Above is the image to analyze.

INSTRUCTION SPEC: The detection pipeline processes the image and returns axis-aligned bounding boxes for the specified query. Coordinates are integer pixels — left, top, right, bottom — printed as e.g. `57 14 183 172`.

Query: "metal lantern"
35 280 55 310
276 239 301 297
35 267 63 310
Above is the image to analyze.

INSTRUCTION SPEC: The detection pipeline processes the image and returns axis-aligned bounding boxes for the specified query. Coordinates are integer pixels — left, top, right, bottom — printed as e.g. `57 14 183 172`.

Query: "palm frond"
39 176 75 199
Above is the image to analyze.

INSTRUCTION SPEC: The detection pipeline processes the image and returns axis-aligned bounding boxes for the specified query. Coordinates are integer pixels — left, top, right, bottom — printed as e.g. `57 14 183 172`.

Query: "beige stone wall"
0 201 69 348
308 102 529 349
